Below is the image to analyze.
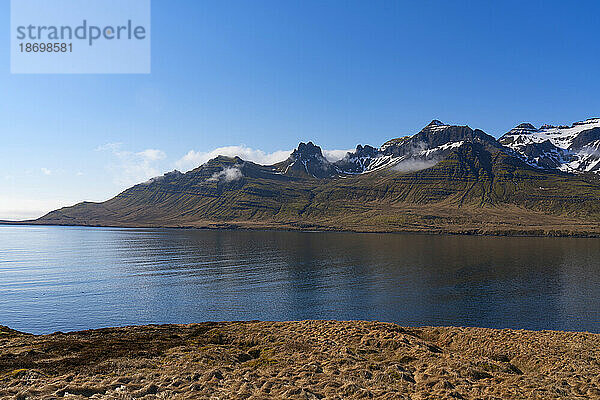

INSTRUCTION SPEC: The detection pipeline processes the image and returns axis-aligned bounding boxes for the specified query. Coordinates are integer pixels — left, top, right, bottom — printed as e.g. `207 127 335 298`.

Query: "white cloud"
323 149 353 162
96 143 167 187
207 167 243 182
95 142 123 153
175 146 292 172
175 145 354 172
138 149 166 161
41 168 52 176
392 158 439 172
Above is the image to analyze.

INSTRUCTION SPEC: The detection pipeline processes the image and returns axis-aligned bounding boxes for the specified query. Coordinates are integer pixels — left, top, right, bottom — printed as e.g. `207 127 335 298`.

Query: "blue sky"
1 0 600 219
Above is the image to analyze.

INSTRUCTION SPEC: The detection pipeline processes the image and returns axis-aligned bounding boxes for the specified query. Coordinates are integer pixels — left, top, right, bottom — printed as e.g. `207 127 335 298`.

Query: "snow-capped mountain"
34 116 600 235
499 118 600 174
266 118 600 179
274 121 494 178
334 120 501 174
333 117 600 176
334 144 399 174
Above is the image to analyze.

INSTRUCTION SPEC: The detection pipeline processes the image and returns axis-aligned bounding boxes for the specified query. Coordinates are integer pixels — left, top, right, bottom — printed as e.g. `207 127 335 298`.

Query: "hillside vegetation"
32 119 600 236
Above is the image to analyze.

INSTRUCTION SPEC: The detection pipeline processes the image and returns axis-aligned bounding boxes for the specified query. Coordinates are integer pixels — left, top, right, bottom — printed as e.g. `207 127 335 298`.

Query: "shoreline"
1 321 599 399
2 220 600 238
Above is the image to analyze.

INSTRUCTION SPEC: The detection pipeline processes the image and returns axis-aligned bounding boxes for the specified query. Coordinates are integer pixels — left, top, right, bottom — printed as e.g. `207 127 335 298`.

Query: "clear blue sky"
1 0 599 219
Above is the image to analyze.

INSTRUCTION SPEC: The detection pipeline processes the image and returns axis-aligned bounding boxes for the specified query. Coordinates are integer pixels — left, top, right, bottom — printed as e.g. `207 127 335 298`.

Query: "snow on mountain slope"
275 118 600 178
500 119 600 149
335 120 497 174
561 139 600 173
334 146 402 174
499 118 600 174
419 140 465 158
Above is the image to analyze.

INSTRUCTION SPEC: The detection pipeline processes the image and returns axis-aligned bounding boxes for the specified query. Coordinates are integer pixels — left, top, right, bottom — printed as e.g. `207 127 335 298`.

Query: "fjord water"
1 225 598 335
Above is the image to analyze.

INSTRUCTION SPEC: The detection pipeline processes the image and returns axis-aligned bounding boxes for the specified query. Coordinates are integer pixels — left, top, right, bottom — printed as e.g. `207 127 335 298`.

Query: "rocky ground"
0 321 599 399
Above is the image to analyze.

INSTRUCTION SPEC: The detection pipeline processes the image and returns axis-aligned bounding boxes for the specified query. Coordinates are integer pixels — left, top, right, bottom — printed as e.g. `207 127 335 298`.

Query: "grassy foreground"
1 321 599 399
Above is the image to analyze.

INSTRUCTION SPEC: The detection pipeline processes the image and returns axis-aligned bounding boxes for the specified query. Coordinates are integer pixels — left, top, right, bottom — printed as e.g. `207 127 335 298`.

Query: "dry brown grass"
1 321 599 399
18 201 600 237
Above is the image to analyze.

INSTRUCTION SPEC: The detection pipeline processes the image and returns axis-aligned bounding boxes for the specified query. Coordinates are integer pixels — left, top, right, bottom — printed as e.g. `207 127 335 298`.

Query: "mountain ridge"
20 117 600 236
499 117 600 173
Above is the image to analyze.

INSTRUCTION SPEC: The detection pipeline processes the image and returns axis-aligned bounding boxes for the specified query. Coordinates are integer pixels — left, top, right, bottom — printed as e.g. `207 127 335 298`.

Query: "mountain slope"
499 118 600 173
33 119 600 236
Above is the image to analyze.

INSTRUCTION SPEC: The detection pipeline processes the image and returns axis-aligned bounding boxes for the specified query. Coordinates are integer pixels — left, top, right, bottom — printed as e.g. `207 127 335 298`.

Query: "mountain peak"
422 120 458 134
279 142 340 178
292 142 324 160
505 123 539 136
427 119 445 127
515 123 537 130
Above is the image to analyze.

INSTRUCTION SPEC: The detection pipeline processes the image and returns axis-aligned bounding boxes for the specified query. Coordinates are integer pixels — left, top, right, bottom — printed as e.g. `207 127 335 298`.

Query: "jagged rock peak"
291 142 324 160
354 144 379 156
422 119 459 133
280 141 340 178
427 119 445 127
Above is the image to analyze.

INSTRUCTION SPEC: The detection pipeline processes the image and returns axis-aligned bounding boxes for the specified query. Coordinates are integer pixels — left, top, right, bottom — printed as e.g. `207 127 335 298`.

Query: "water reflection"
0 225 598 334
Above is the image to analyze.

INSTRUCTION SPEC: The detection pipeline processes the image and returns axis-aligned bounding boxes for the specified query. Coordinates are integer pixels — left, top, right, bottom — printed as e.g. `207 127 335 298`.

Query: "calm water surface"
0 225 598 334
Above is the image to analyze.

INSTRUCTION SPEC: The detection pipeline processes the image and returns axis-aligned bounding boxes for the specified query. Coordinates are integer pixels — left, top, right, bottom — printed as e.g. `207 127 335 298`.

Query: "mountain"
274 142 342 178
30 118 600 236
334 120 504 174
499 118 600 173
